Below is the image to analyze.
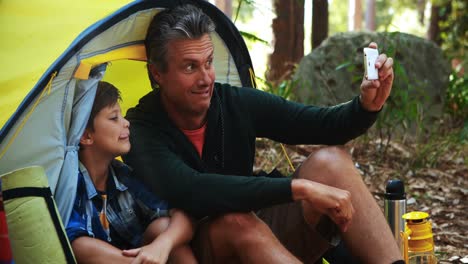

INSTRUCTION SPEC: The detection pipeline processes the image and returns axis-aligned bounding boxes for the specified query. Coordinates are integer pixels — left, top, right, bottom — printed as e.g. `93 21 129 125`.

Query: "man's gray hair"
145 4 216 87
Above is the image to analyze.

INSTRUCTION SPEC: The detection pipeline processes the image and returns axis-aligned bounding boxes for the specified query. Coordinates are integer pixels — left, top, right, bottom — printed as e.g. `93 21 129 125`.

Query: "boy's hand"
123 237 172 264
359 42 394 112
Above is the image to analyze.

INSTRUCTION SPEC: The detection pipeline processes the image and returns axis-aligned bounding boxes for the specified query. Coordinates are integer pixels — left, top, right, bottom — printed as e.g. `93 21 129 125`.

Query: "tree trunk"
417 0 426 25
348 0 362 31
365 0 376 31
215 0 232 19
427 1 451 46
312 0 328 49
267 0 304 84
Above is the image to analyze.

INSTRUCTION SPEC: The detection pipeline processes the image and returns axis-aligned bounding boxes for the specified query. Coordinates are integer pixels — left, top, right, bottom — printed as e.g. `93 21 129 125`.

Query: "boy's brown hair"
86 81 122 130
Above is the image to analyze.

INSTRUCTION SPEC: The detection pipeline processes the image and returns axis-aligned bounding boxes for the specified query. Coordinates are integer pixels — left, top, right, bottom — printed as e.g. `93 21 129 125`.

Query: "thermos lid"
385 179 406 200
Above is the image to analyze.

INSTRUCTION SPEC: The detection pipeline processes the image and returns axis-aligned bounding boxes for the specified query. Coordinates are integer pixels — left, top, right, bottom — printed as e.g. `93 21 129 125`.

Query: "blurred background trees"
214 0 466 199
213 0 466 131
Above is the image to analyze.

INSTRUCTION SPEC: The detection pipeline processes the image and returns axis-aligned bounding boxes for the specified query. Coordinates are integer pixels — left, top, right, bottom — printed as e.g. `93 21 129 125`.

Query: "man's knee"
215 212 267 233
299 146 355 183
143 216 170 243
211 212 271 248
307 146 352 166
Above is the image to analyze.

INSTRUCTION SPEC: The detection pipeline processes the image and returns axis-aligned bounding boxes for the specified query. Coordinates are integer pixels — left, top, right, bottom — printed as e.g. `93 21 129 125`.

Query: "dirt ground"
255 137 467 263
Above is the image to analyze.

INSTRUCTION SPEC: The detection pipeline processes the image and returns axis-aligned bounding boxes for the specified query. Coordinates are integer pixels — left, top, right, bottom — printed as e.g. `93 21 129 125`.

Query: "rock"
294 32 450 134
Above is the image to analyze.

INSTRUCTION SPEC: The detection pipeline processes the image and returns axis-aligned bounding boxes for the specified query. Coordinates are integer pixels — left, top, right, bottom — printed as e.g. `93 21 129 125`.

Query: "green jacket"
124 83 378 218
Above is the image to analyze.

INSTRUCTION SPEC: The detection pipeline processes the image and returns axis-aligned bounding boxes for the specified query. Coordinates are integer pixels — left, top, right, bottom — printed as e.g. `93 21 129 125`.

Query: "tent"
0 0 133 127
0 0 256 256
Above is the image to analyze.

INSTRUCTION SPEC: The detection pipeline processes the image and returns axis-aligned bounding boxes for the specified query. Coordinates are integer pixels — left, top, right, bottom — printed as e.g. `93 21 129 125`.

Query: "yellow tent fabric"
0 0 134 127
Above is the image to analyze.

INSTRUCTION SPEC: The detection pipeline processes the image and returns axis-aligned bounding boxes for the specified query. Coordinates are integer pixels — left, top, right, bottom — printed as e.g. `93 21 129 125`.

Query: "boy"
66 81 196 264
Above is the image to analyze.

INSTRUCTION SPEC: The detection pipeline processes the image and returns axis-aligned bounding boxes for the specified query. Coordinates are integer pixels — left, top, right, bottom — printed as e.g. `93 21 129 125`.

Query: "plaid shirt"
65 160 169 249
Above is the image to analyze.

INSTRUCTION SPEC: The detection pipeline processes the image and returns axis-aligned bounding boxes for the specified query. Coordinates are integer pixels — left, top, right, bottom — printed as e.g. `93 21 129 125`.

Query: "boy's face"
84 103 131 158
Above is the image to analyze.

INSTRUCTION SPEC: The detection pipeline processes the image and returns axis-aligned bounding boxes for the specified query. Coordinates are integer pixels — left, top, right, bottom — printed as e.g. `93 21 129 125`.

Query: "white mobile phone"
363 48 379 80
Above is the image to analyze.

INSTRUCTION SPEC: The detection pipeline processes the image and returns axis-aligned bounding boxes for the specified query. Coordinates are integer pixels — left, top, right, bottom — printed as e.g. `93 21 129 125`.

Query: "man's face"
84 103 131 158
152 34 215 118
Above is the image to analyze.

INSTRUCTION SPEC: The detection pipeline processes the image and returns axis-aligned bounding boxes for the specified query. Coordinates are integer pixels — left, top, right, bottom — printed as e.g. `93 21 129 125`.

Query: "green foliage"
239 31 269 45
433 0 467 129
445 68 468 121
375 0 419 32
233 0 257 23
256 76 298 101
435 0 467 128
328 0 348 34
438 0 467 64
373 62 429 154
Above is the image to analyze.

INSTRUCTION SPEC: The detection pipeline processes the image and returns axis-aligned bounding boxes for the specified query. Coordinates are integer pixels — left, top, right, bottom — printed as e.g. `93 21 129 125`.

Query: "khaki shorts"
191 168 341 263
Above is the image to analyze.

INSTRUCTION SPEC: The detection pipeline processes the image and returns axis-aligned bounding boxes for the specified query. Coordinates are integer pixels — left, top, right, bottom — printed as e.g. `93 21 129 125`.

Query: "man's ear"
148 64 161 82
80 129 93 146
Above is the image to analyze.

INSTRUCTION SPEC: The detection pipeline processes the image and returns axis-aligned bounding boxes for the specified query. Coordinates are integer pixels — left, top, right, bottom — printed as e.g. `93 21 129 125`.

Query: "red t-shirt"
181 123 207 157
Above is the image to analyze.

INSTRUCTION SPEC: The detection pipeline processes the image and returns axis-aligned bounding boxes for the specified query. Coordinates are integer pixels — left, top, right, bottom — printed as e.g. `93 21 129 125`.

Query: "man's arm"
238 87 379 146
72 236 134 264
125 131 293 218
239 43 393 146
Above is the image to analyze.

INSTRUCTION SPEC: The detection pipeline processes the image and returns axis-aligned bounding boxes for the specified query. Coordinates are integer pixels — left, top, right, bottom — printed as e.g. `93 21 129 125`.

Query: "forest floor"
254 131 467 263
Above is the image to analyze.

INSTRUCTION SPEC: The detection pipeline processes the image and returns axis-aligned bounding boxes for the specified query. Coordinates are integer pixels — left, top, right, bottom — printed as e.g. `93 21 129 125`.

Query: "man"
125 4 403 264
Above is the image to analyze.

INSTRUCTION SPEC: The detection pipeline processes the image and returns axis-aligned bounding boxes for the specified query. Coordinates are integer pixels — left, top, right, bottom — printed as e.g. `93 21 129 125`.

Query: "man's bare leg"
199 212 301 264
298 146 402 263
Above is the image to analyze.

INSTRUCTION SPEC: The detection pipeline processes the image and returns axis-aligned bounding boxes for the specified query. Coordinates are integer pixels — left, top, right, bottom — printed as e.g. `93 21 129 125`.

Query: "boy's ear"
80 130 93 146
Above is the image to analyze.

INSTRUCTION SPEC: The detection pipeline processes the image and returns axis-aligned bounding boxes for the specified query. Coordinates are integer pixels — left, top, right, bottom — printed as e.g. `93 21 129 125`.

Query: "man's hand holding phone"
359 42 394 112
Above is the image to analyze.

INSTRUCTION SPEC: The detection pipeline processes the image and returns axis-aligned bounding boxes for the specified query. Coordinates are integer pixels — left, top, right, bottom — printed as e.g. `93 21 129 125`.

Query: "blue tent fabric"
55 65 105 223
